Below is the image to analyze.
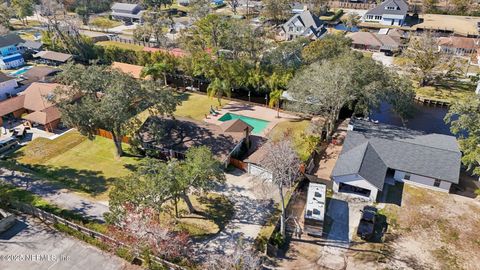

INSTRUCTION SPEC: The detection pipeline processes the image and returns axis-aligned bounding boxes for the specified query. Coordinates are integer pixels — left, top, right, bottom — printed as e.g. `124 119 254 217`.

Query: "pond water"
369 102 452 135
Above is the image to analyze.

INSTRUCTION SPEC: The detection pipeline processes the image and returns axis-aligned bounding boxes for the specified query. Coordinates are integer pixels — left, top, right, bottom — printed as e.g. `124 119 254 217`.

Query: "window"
289 26 293 32
434 179 441 187
375 15 382 20
404 174 411 180
297 27 302 31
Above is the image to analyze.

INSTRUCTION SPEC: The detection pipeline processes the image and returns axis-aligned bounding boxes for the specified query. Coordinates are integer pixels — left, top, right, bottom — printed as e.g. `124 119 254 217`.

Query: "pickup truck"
357 206 378 240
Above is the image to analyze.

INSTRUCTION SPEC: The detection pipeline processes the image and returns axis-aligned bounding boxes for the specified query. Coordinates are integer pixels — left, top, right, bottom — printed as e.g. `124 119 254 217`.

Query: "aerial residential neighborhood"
0 0 479 269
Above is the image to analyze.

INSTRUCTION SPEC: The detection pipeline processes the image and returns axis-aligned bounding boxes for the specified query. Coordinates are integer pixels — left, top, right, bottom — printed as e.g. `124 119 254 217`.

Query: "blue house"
0 34 25 69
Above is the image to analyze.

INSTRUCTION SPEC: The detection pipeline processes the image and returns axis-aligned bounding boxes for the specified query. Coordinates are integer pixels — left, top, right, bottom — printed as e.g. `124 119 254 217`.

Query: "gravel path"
192 170 278 262
0 168 108 222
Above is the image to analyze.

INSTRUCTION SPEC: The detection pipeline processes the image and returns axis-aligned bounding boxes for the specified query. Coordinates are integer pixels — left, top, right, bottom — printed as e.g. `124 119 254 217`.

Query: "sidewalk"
0 168 108 222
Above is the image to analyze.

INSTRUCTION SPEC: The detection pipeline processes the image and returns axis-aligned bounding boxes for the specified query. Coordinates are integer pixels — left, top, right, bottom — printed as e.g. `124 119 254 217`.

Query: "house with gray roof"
362 0 408 26
111 2 144 23
331 119 461 201
278 9 326 41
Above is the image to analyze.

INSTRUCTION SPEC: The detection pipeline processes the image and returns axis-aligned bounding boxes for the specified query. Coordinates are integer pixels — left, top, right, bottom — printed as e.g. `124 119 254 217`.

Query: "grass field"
415 80 476 103
89 17 122 29
135 92 226 123
11 131 141 200
269 120 319 161
96 41 145 51
160 193 234 238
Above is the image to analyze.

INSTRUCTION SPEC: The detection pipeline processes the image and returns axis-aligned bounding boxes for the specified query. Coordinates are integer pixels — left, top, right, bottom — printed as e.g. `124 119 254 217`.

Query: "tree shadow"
197 195 235 231
16 163 110 196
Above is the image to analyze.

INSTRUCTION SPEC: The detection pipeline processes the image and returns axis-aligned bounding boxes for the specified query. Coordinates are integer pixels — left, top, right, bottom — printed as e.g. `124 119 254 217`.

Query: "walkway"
192 169 279 262
203 102 299 137
0 168 108 222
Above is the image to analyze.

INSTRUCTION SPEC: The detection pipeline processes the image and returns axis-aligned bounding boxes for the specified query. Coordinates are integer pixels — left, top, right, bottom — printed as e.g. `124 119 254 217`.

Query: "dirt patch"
349 185 480 270
275 184 480 270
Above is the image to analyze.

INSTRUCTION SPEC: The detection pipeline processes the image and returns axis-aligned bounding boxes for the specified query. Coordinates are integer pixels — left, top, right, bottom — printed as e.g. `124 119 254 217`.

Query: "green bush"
115 247 134 262
475 188 480 196
270 231 285 247
54 223 110 251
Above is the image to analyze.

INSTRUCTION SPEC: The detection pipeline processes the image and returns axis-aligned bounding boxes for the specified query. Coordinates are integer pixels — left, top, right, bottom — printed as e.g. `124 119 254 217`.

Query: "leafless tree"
205 239 262 270
260 138 300 237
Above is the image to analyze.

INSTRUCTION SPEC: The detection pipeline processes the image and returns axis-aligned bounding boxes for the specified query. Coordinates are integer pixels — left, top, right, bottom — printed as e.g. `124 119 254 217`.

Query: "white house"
331 119 461 201
0 72 19 100
362 0 408 26
278 9 326 41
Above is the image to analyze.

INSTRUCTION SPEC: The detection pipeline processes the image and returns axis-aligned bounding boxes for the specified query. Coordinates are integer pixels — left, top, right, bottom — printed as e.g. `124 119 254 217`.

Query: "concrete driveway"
192 169 278 262
0 216 136 270
372 52 394 67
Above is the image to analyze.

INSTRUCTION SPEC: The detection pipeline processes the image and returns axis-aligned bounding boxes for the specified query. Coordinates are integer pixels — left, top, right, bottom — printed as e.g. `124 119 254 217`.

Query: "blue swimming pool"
219 113 270 135
10 66 32 76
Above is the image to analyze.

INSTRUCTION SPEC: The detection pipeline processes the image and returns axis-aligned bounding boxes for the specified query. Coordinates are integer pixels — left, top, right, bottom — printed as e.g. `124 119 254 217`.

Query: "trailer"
304 182 326 237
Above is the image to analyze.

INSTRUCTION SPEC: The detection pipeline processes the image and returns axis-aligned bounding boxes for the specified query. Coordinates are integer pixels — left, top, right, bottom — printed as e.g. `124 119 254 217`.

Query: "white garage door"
248 163 272 181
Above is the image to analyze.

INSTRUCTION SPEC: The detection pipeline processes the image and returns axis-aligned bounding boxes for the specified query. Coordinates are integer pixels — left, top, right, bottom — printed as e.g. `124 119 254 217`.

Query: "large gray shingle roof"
283 10 325 38
366 0 408 16
332 120 461 189
0 33 24 48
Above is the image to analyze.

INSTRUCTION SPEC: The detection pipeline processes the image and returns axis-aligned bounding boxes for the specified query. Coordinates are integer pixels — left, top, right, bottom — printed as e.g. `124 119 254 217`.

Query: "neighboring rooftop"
438 36 477 50
34 51 73 63
0 72 15 83
111 62 144 79
21 66 60 85
282 10 326 39
365 0 408 16
0 33 24 48
19 40 43 50
332 119 461 189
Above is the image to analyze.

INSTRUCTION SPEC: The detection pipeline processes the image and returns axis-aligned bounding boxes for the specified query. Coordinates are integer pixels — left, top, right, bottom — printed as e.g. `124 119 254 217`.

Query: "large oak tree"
54 63 179 157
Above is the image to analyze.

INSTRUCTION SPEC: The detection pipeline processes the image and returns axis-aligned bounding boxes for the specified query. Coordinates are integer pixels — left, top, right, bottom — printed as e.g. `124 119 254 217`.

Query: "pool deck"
204 101 299 137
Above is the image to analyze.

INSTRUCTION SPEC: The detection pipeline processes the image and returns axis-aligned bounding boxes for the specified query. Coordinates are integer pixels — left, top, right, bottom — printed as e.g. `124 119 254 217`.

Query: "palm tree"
269 89 283 118
344 13 360 32
207 78 231 106
141 60 174 86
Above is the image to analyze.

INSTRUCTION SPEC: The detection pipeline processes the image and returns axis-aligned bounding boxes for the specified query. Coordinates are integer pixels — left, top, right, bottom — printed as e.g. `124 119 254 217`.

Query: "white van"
0 137 18 154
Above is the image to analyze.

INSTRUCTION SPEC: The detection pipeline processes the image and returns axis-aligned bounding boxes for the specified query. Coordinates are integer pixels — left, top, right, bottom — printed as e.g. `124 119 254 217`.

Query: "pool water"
219 113 270 135
10 66 32 76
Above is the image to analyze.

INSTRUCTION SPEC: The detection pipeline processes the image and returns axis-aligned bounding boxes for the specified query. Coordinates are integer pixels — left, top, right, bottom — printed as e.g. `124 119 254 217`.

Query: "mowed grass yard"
137 92 226 122
269 120 318 162
415 80 476 103
347 184 480 270
96 41 145 51
11 131 141 201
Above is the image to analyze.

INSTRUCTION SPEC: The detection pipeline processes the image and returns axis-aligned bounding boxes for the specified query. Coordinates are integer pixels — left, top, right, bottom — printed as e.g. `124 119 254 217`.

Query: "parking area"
0 215 136 270
372 52 394 67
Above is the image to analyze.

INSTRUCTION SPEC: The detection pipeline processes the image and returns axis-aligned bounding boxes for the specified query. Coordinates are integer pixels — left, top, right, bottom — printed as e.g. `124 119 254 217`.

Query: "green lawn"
11 20 42 30
0 181 107 232
96 41 145 51
89 17 122 29
11 131 141 200
161 193 234 238
269 120 318 162
415 80 476 103
138 92 227 123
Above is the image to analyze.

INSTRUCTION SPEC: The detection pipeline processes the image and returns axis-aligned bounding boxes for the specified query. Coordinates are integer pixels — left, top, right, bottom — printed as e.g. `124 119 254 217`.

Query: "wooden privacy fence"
230 158 248 171
7 201 185 270
328 1 376 9
96 129 131 144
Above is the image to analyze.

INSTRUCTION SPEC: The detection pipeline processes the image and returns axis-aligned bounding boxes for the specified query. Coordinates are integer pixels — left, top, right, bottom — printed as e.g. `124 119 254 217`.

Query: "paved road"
0 169 108 222
192 170 278 262
0 215 136 270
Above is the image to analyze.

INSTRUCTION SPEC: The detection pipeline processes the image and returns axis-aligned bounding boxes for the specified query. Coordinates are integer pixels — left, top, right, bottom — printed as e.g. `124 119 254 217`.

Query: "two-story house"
278 9 326 41
362 0 408 26
0 34 25 70
111 2 144 24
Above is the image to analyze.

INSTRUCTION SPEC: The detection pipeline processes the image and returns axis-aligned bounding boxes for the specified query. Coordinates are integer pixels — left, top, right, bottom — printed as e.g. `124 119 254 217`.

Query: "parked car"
357 205 378 240
0 137 19 154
